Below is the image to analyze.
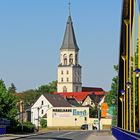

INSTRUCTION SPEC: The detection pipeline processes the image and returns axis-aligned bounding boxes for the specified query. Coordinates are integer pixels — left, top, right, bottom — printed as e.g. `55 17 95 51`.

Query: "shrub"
40 118 47 128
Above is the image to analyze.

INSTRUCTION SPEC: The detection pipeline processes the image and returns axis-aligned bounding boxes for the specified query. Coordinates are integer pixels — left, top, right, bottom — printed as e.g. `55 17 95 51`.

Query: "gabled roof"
88 94 105 104
66 98 80 107
60 16 79 51
43 93 71 107
53 92 93 101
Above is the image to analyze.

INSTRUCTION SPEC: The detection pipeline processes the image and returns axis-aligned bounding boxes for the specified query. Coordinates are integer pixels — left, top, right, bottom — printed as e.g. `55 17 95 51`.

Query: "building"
82 94 105 107
47 107 89 127
57 13 82 92
31 93 71 127
54 90 106 104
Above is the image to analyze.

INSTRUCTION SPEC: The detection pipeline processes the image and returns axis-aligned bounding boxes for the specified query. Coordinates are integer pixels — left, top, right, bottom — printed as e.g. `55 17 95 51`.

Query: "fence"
112 127 140 140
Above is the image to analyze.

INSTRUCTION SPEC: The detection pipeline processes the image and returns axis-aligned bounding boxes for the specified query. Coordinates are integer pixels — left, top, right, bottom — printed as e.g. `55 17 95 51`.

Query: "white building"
31 94 71 127
57 14 82 92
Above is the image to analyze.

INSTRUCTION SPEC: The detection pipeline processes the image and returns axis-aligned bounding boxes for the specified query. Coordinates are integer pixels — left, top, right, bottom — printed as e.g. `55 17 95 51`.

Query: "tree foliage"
8 83 16 94
0 79 18 120
37 81 57 94
105 65 118 106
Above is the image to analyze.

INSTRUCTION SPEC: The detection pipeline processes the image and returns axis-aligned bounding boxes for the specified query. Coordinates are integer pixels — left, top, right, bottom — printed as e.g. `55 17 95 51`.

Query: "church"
56 8 106 99
57 14 82 93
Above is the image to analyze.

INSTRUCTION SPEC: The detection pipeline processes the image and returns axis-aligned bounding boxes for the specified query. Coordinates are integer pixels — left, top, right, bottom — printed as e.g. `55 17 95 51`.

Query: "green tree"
0 79 18 120
104 65 118 126
37 81 57 94
8 83 16 94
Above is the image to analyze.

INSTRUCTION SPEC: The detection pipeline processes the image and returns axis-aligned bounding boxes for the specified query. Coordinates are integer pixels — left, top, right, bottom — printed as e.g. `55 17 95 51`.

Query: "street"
17 130 116 140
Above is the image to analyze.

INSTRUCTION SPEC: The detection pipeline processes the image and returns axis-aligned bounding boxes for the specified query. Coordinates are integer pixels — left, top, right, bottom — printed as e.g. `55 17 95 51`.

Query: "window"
63 54 67 65
61 78 63 82
61 70 63 75
41 110 44 114
41 101 43 105
69 54 73 65
76 86 78 92
67 70 69 74
67 78 69 82
63 86 67 92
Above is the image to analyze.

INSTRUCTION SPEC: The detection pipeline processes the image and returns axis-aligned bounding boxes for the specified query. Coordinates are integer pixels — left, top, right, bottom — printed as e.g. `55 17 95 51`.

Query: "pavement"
0 130 116 140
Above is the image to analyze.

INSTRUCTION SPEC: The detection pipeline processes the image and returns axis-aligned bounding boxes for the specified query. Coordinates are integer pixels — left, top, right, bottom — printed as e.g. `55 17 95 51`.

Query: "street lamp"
134 68 140 132
126 81 131 131
97 105 101 131
120 90 125 129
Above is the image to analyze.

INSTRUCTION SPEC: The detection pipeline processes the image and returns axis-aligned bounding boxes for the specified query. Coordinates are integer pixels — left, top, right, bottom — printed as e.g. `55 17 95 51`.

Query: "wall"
47 107 89 127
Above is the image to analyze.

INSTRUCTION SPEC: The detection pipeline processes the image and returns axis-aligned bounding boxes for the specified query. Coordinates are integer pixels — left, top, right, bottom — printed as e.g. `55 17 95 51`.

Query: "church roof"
60 16 79 51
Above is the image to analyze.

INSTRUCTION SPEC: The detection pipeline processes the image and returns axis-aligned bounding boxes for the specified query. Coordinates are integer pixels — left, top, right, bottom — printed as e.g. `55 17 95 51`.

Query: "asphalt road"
18 131 94 140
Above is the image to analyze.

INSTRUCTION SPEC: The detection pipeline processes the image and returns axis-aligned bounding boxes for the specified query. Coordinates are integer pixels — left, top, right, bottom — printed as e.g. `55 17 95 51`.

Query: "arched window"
61 70 63 75
63 86 67 92
69 54 73 65
67 70 69 74
67 78 69 82
63 54 67 65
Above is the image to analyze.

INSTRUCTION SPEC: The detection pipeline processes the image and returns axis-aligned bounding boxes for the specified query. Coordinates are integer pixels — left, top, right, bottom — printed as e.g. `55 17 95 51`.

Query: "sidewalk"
0 131 46 140
87 133 116 140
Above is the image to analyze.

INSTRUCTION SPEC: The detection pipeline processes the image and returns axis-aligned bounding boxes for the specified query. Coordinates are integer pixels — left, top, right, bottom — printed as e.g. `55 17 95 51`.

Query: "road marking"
57 131 74 137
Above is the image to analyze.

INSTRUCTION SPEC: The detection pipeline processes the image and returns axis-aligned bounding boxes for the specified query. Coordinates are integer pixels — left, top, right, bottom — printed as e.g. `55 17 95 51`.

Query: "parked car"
81 124 88 130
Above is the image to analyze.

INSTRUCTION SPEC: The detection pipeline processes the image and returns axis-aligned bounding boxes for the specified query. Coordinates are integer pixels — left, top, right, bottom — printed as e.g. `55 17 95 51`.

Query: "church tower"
57 11 82 92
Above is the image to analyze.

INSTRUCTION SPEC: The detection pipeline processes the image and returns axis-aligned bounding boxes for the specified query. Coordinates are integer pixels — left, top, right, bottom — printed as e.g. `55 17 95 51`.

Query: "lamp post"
37 107 40 131
134 68 140 132
126 81 131 131
97 105 101 131
111 99 116 126
120 90 125 129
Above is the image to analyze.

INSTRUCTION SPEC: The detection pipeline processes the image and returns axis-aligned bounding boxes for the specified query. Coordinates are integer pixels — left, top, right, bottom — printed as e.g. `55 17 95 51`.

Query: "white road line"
57 131 74 137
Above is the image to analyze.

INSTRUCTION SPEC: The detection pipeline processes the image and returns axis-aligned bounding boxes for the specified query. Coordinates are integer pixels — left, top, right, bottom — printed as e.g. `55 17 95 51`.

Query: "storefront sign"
73 109 87 116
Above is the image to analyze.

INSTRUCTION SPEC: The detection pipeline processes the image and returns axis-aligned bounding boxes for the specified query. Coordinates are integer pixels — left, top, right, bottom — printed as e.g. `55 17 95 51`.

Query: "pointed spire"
60 6 79 51
68 0 71 16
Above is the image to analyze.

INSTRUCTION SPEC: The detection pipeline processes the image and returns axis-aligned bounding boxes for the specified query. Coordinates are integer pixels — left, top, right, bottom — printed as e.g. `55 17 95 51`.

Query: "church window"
63 86 67 92
61 78 63 82
61 70 63 75
76 86 78 92
69 54 73 65
63 54 67 65
67 70 69 74
67 78 69 82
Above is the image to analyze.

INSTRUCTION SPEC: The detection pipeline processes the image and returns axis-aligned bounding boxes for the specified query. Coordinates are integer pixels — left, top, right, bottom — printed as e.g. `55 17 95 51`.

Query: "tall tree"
0 79 18 120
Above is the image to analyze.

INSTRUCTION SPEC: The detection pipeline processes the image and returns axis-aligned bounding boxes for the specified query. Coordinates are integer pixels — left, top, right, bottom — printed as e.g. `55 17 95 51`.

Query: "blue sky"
0 0 122 92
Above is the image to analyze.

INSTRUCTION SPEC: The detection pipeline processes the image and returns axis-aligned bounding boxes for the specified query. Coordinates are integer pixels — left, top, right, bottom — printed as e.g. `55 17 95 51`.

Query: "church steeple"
60 15 79 51
57 2 82 93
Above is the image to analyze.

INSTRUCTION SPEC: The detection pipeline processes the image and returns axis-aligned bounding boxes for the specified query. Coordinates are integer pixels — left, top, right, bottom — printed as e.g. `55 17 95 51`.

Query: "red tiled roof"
53 91 105 101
